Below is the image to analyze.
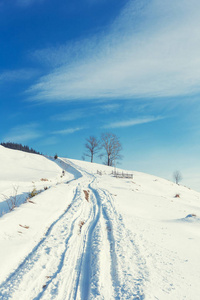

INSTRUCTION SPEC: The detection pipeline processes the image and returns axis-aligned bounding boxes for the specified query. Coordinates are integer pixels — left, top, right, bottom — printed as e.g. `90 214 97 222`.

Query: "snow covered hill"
0 146 200 299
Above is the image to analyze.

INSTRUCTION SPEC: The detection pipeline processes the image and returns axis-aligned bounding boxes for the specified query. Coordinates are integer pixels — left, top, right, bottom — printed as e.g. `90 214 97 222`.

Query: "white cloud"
29 0 200 102
0 69 38 83
100 103 121 113
51 110 85 122
51 104 121 122
3 124 42 143
52 127 84 135
103 116 163 128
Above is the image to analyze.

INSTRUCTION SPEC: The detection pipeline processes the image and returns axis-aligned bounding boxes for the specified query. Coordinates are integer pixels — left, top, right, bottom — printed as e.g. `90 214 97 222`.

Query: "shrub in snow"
60 170 65 178
173 170 182 184
29 188 39 198
40 178 48 181
175 194 180 198
78 220 85 234
83 190 90 202
3 186 19 211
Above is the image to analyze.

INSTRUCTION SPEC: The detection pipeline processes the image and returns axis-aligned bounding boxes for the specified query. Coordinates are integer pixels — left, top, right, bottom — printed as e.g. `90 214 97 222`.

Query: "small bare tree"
2 185 19 211
100 132 122 166
84 136 100 163
173 170 182 184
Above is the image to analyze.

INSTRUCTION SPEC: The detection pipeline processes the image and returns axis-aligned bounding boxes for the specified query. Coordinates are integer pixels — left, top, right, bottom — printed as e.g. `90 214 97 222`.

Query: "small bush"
83 190 90 202
79 220 85 233
191 213 196 217
3 186 19 211
19 224 29 229
60 170 65 178
41 178 48 181
175 194 180 198
29 188 38 198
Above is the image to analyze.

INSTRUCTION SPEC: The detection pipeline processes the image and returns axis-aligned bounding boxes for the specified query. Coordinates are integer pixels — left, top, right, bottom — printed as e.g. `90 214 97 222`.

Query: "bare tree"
2 185 19 211
100 133 122 166
173 170 182 184
84 136 100 163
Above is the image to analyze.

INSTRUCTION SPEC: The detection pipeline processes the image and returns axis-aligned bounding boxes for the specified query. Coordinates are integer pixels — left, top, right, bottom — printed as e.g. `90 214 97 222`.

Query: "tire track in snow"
45 186 95 300
31 184 92 300
0 158 149 300
78 186 101 300
44 182 102 300
0 184 86 300
90 186 121 299
94 186 148 300
34 200 88 300
56 161 148 299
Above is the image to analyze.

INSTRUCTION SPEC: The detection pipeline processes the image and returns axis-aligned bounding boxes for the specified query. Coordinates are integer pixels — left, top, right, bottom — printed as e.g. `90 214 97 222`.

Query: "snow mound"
0 145 61 182
182 214 200 222
173 214 200 223
0 154 200 299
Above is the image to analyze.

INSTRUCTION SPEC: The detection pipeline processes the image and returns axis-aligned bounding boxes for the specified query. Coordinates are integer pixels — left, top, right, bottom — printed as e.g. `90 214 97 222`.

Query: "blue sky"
1 0 200 191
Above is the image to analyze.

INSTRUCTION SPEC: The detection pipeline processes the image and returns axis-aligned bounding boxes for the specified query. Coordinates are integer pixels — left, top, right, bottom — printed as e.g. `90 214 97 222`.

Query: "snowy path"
0 160 147 300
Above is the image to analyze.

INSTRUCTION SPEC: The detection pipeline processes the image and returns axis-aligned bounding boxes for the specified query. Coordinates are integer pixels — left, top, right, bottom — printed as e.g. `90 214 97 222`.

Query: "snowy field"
0 145 200 299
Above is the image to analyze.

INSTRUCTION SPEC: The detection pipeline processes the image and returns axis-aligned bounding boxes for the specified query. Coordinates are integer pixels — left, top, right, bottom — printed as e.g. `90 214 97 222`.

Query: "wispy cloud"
3 124 42 143
28 0 200 102
0 69 38 83
100 103 121 113
103 116 164 129
51 104 121 122
52 127 84 135
51 110 85 122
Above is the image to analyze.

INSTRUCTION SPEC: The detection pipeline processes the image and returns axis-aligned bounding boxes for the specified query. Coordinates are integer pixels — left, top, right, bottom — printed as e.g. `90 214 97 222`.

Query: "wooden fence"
97 170 133 179
112 171 133 179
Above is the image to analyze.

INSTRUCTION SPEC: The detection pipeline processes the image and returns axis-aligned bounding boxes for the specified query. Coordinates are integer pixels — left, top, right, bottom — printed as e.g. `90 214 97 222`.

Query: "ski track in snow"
0 160 148 300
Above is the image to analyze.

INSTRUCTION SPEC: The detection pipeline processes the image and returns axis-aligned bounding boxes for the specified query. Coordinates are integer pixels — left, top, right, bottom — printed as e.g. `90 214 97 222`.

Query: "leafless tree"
84 136 100 163
2 185 19 211
100 132 122 166
173 170 182 184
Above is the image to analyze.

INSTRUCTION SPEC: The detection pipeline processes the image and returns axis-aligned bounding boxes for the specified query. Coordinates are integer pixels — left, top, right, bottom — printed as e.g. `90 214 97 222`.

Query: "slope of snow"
0 146 62 182
0 152 200 299
66 158 200 299
0 146 74 217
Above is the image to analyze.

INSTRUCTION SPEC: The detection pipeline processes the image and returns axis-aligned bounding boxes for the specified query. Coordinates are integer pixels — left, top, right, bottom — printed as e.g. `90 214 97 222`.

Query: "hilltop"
0 145 200 299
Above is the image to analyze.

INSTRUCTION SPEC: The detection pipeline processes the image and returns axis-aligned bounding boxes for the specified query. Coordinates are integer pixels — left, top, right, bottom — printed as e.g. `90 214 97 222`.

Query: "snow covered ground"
0 146 200 299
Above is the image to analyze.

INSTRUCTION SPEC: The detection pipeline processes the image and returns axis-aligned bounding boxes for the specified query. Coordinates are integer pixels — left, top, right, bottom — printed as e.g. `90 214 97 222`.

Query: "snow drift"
0 147 200 299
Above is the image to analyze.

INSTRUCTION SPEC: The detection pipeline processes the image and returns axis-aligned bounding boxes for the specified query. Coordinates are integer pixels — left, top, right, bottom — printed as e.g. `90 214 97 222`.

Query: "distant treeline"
1 142 42 155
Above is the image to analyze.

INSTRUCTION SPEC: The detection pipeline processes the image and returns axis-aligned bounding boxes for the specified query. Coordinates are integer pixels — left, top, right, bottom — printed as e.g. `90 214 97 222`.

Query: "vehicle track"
95 186 148 299
0 159 148 300
0 184 88 299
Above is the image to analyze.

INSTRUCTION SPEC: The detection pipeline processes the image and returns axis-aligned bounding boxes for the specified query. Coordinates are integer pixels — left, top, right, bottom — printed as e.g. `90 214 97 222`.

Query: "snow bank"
0 152 200 299
0 147 73 217
67 158 200 300
0 145 61 182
